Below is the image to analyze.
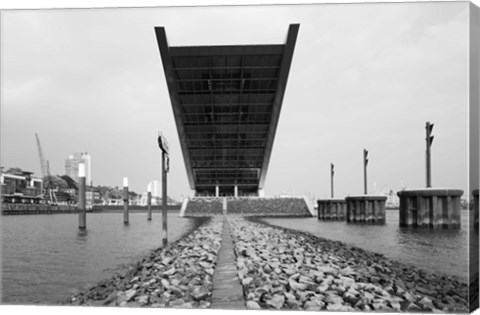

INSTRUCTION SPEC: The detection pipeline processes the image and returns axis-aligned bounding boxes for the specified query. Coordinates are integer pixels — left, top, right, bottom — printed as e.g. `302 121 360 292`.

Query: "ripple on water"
263 209 476 283
1 212 195 304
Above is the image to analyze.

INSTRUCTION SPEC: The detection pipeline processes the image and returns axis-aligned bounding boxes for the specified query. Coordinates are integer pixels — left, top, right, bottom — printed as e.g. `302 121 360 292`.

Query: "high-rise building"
148 180 161 197
65 152 92 185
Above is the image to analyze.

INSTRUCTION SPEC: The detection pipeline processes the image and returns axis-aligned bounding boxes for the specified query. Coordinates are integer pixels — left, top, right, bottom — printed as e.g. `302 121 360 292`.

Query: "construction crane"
35 133 57 205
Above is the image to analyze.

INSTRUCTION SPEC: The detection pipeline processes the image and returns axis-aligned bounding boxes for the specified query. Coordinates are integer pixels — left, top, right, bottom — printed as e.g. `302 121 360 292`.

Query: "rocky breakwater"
65 218 223 308
229 217 468 313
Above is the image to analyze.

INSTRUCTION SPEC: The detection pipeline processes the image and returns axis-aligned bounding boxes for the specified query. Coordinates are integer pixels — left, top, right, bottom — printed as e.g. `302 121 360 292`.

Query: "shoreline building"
149 180 161 198
0 170 43 204
65 152 92 186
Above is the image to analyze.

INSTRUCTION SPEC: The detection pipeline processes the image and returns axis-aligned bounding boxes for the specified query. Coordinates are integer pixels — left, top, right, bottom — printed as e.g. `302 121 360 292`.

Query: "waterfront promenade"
65 215 470 312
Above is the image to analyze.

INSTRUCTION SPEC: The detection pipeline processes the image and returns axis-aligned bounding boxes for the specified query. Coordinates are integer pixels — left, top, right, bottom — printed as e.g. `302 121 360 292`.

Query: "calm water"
264 209 478 283
1 212 195 304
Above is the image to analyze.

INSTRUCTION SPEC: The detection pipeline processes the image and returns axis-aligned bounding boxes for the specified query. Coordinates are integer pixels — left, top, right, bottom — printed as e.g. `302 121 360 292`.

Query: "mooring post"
78 163 86 230
147 183 152 221
123 177 129 224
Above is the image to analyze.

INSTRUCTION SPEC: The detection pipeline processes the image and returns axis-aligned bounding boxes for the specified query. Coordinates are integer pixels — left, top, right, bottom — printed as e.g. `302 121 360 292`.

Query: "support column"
215 185 220 197
234 185 238 198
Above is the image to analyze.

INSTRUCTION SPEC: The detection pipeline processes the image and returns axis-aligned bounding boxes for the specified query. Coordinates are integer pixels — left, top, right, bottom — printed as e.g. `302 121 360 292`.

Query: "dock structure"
317 199 346 220
345 195 387 224
397 189 463 228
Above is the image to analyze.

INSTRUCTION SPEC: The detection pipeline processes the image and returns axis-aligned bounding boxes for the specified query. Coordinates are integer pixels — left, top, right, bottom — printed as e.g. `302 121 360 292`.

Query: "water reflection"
2 212 194 304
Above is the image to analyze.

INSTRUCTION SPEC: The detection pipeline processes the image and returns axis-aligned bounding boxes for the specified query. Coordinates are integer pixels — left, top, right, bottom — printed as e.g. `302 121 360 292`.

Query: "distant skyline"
0 2 474 200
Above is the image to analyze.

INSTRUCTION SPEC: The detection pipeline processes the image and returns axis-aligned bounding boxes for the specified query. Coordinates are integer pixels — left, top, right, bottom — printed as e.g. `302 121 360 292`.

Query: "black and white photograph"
0 0 479 314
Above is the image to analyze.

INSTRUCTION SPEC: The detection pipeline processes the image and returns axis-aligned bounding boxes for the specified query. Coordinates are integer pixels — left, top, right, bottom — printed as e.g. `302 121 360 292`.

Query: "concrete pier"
473 189 479 230
317 199 346 220
397 189 463 228
345 195 387 224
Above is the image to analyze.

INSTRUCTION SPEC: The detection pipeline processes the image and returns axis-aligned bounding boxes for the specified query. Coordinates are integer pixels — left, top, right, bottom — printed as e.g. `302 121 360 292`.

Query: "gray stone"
191 286 209 301
417 286 437 297
170 298 185 307
124 289 137 302
136 295 149 305
317 266 338 277
324 293 343 304
304 300 325 309
266 294 285 309
163 267 176 276
242 277 254 286
343 291 358 305
289 279 307 291
246 300 261 309
419 296 434 310
316 284 329 294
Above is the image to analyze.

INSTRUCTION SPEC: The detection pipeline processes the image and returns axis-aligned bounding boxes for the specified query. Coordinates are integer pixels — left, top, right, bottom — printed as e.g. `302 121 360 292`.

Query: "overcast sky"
0 2 473 200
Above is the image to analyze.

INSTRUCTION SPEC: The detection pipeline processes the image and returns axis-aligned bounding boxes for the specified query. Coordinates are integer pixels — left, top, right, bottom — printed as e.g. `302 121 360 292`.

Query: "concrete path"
211 217 245 309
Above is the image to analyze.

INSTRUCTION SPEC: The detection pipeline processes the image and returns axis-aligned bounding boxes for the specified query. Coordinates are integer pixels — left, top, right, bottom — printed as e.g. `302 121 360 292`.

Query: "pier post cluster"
317 149 387 224
317 121 465 229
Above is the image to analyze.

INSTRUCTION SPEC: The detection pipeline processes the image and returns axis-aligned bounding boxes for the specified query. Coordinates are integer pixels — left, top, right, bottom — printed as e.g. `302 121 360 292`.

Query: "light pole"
330 163 334 198
363 149 369 195
158 133 170 247
426 122 434 188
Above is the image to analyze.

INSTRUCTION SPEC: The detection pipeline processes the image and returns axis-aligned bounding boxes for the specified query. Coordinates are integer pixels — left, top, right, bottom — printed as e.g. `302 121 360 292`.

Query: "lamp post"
158 133 169 247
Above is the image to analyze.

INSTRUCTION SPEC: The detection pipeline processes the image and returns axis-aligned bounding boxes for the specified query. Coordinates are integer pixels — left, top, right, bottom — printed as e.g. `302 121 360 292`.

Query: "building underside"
155 24 299 197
